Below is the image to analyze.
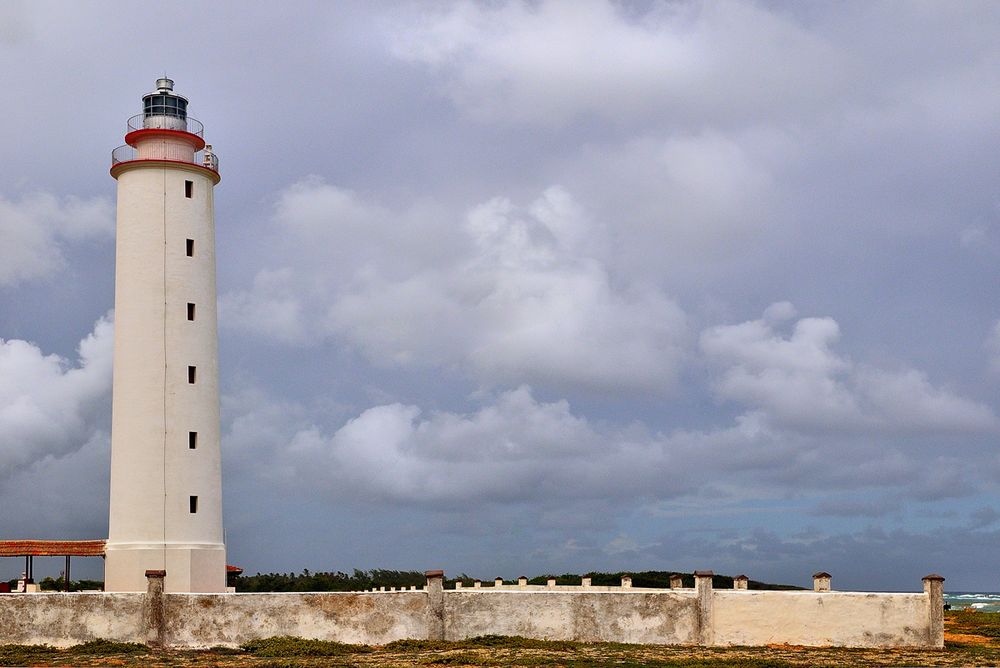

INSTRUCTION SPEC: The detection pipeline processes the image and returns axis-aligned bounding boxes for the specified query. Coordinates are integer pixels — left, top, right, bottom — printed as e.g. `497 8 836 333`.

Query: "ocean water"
945 593 1000 612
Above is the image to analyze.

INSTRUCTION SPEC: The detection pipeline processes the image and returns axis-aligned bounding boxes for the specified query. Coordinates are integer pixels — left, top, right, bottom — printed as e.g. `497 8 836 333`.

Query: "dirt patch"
3 612 1000 667
944 632 992 645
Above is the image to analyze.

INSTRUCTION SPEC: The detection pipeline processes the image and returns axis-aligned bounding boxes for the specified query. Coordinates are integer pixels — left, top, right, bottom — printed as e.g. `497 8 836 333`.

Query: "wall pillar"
733 575 748 590
923 574 945 648
425 570 445 641
144 570 167 648
669 573 684 589
694 571 714 645
813 572 831 592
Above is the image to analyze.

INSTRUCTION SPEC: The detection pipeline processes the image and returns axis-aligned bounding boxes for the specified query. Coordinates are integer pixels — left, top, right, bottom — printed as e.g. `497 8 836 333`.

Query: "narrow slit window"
189 496 198 513
184 180 193 198
186 239 194 257
187 303 196 321
188 431 198 449
187 366 197 384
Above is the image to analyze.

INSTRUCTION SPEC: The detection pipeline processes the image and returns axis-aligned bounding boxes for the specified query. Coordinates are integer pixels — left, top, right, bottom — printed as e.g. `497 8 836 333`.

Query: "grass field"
1 610 998 666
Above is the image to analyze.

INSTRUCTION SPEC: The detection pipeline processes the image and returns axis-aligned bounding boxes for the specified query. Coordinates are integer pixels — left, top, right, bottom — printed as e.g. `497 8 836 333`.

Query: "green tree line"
6 569 803 592
235 569 803 592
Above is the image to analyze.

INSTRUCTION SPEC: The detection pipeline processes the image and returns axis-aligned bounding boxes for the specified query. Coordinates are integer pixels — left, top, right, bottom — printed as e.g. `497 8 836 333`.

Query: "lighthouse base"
104 543 227 593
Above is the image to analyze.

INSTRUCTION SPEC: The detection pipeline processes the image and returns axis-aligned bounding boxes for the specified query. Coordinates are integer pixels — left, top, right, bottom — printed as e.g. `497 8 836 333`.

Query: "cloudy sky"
2 0 1000 591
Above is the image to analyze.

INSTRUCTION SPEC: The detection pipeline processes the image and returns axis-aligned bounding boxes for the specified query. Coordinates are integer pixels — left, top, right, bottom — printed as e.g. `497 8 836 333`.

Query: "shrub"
241 636 373 656
67 639 148 655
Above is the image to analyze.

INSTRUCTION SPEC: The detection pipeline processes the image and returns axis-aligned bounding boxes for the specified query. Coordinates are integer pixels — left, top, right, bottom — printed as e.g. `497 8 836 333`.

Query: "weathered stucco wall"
0 593 145 647
165 592 430 647
0 572 945 649
444 591 699 644
712 591 931 648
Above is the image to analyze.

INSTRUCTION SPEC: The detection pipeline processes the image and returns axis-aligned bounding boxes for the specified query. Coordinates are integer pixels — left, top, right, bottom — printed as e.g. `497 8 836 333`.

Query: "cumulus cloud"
219 268 307 344
388 0 845 127
265 385 643 504
220 178 461 346
223 379 984 512
271 177 461 278
0 191 113 287
222 384 766 508
238 384 798 510
701 304 997 433
558 131 781 279
330 189 686 390
224 180 687 393
0 314 113 478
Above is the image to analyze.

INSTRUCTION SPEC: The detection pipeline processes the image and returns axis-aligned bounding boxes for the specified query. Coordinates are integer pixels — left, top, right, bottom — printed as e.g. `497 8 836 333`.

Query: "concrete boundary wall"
0 570 945 649
444 590 699 644
0 592 146 647
711 590 930 647
165 591 431 647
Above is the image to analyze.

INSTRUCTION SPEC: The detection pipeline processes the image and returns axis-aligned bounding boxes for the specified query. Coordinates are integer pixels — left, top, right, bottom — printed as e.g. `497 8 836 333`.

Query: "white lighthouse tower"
105 78 226 592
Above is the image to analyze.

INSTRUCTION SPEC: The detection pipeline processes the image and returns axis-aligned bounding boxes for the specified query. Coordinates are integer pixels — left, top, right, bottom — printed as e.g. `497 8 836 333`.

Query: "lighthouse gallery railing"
127 113 205 137
111 144 220 173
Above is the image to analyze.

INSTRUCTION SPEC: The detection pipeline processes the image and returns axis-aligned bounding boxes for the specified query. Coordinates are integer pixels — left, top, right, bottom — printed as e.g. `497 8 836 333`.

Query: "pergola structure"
0 540 242 592
0 540 106 591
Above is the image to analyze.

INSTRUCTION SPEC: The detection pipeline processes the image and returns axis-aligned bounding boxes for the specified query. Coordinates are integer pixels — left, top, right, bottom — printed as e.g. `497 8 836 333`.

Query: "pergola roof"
0 540 244 579
0 540 107 557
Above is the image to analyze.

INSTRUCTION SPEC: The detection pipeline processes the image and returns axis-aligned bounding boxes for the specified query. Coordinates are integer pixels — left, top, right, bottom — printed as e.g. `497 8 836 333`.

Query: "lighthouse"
105 79 226 592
